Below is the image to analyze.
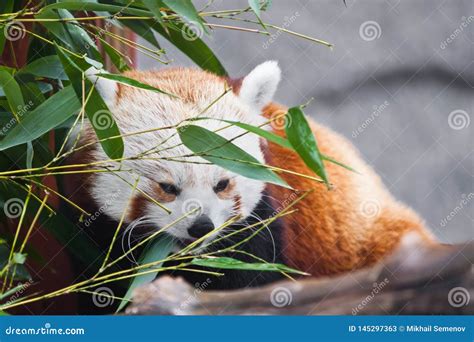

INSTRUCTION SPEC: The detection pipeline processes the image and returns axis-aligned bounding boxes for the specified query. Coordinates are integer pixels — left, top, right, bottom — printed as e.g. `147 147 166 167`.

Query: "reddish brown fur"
262 103 434 276
64 68 435 280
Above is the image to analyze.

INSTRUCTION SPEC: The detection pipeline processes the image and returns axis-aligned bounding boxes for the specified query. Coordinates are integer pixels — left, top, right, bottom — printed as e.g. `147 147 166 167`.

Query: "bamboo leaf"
285 106 329 185
18 55 67 80
40 2 151 17
117 235 175 312
36 8 102 61
0 68 25 121
192 117 293 149
0 245 29 281
162 0 207 34
95 73 177 97
192 256 307 275
25 141 34 169
12 252 26 265
0 0 14 55
141 0 167 30
56 47 124 159
0 282 30 301
152 21 227 76
192 117 355 172
120 19 161 48
178 125 289 188
248 0 267 30
100 39 131 72
0 86 80 151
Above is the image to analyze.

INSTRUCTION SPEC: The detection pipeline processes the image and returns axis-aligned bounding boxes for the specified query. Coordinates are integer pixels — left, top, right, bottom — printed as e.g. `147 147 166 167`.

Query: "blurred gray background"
137 0 473 243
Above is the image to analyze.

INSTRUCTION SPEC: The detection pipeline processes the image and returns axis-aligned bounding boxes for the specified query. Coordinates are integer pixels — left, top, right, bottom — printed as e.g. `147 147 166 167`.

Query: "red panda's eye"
214 179 230 193
159 182 180 195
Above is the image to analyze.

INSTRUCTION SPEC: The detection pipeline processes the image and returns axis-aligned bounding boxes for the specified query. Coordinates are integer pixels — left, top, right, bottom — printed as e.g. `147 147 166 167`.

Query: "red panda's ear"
85 67 118 105
239 60 281 111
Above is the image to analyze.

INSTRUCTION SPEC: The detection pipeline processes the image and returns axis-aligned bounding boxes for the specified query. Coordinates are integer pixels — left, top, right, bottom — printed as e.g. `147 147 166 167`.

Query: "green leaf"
18 81 45 109
12 252 26 265
0 86 80 151
152 21 227 76
187 117 357 173
95 73 177 97
109 0 225 75
100 40 130 72
117 235 175 312
36 8 102 61
178 125 289 188
0 0 14 55
248 0 267 30
121 19 161 49
286 106 329 185
162 0 207 34
191 256 307 275
56 47 124 160
0 68 25 121
193 117 293 149
260 0 273 11
321 154 358 173
0 245 29 281
18 55 67 80
141 0 167 30
0 282 30 301
25 141 34 169
40 2 152 17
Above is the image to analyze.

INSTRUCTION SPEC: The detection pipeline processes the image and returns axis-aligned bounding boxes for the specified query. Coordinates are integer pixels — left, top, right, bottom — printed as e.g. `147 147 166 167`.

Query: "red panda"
64 61 434 291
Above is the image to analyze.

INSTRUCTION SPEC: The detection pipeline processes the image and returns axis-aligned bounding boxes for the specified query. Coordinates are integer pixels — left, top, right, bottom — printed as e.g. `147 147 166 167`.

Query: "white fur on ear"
239 60 281 111
85 67 118 104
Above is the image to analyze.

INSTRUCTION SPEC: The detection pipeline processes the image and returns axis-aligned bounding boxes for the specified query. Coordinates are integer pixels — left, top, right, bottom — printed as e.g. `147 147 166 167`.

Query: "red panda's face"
82 61 281 246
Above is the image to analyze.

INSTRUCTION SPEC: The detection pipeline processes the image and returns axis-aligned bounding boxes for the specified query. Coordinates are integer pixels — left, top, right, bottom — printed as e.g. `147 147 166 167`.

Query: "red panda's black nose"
188 215 214 239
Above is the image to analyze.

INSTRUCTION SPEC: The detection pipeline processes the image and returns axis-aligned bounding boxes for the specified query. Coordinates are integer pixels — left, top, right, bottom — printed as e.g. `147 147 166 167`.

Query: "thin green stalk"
103 207 200 271
98 177 140 273
3 187 32 291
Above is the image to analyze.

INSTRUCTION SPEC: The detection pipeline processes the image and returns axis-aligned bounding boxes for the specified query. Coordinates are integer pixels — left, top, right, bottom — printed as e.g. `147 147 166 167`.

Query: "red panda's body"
65 63 434 291
262 103 434 276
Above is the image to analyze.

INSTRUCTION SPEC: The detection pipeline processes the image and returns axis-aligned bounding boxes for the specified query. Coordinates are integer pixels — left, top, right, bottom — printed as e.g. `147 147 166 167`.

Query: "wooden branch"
126 241 473 315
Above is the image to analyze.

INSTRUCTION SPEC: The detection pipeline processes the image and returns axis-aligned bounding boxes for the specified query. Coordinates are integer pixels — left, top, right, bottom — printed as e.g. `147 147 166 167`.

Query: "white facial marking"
85 62 281 244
